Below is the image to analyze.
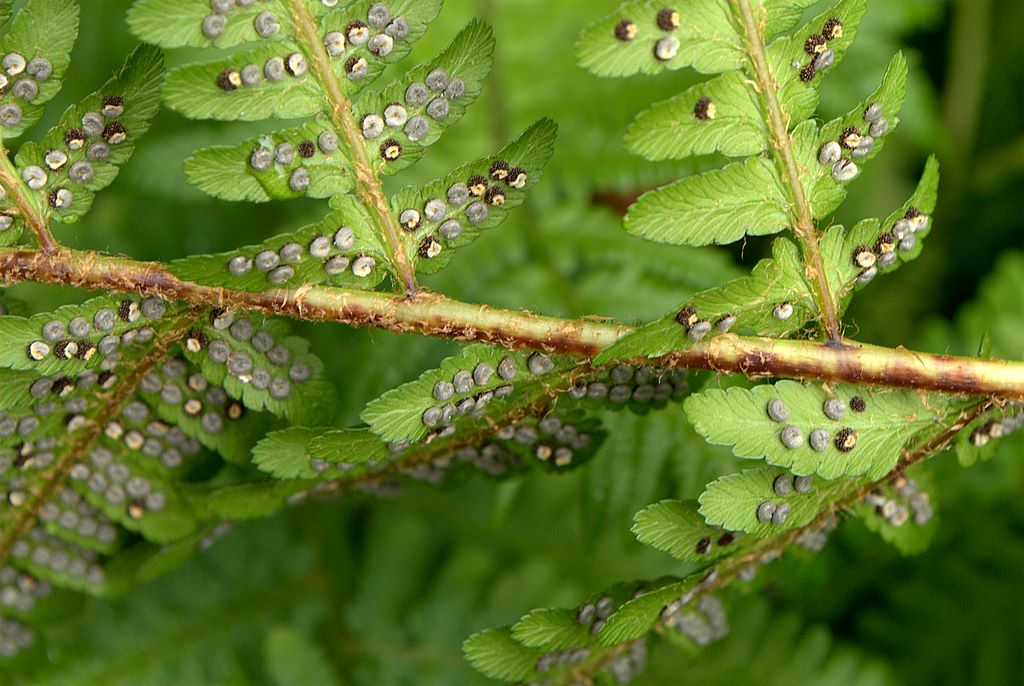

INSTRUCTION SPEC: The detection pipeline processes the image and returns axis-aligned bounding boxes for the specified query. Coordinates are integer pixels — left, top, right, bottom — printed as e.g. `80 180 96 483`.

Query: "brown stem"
733 0 841 342
0 153 59 253
286 0 419 295
1 247 1024 398
0 308 202 568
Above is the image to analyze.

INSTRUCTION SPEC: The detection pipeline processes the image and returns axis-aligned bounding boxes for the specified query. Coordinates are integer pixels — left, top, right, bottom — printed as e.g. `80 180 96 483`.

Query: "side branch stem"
0 152 59 253
287 0 419 295
733 0 841 341
1 247 1024 398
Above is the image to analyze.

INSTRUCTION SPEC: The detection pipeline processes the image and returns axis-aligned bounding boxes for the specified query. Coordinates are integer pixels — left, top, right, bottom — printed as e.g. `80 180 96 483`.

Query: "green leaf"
78 439 199 544
0 295 185 375
837 156 940 294
169 198 390 291
32 468 124 556
265 627 342 686
685 380 956 480
656 599 903 684
510 608 593 652
163 42 322 121
252 427 319 480
0 368 38 411
189 479 307 520
576 0 743 78
360 343 566 443
134 358 267 465
355 19 495 177
855 467 937 555
160 0 443 118
39 492 122 557
255 427 387 480
127 528 214 585
561 363 690 414
463 627 541 682
306 428 392 465
954 412 1007 468
317 0 444 97
4 527 107 595
626 70 766 160
484 411 607 476
806 53 910 218
391 119 557 275
698 466 853 536
595 237 817 363
128 0 294 50
184 118 352 202
764 0 822 37
682 238 818 334
769 0 869 123
592 317 679 366
0 0 79 138
595 577 692 646
0 291 27 316
624 157 790 246
0 303 220 573
512 582 648 655
183 314 335 425
820 157 940 306
96 399 215 534
633 499 747 563
14 45 164 224
577 402 729 542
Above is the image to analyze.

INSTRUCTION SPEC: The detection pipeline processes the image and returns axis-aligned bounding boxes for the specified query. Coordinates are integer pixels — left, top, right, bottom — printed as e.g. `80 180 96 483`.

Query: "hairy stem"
1 247 1023 398
733 0 841 342
0 152 59 253
0 308 202 568
287 0 419 295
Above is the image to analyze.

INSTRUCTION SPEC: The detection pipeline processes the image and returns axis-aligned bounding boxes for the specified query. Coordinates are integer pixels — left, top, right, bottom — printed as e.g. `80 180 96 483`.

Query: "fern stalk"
285 0 418 294
734 0 840 341
1 245 1023 399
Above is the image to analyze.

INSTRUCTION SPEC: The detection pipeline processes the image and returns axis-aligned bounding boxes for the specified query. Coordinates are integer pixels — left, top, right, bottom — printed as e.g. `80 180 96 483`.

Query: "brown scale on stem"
1 247 1023 398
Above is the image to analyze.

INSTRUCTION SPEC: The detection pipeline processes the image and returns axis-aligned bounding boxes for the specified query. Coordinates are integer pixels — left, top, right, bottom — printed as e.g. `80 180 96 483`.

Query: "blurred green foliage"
4 0 1023 684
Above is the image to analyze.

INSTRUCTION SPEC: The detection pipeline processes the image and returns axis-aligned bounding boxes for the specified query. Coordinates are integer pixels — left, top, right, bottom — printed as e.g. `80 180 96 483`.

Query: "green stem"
732 0 841 342
1 246 1023 398
0 149 58 253
286 0 419 294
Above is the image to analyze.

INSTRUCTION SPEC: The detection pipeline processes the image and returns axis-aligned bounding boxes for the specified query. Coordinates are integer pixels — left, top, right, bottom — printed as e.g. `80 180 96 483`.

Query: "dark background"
6 0 1024 684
